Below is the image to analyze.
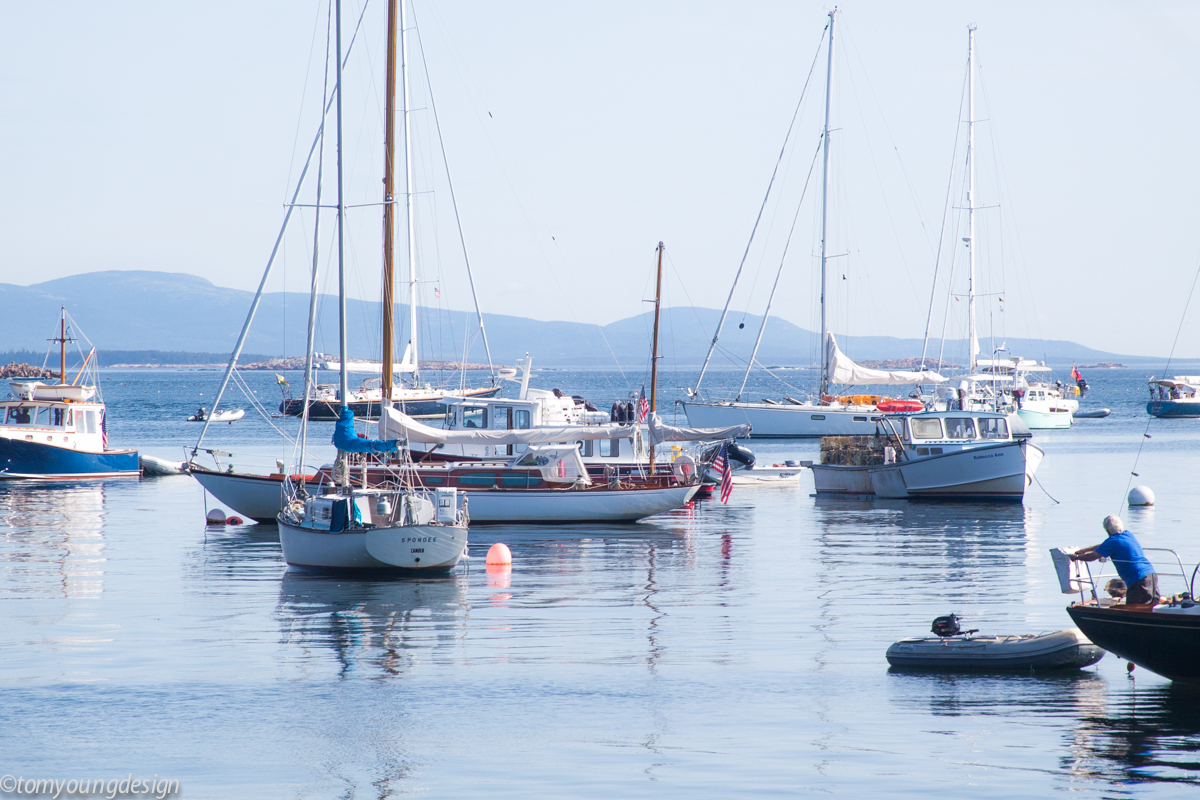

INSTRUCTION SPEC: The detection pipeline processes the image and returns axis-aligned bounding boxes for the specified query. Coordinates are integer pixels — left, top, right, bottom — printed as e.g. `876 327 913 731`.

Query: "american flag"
434 287 441 299
101 411 107 449
637 385 649 422
713 442 733 504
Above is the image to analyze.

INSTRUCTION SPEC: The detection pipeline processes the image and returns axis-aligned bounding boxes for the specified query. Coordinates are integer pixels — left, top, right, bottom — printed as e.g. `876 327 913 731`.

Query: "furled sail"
825 333 946 386
647 414 750 446
333 408 399 453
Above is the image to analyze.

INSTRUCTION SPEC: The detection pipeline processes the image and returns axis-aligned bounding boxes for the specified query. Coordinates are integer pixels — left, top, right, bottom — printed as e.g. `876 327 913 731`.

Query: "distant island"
859 358 961 370
241 356 502 372
0 362 58 379
1079 362 1124 369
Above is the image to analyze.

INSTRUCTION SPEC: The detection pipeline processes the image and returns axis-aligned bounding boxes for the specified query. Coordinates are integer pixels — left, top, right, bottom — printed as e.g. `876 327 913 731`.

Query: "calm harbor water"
4 366 1200 797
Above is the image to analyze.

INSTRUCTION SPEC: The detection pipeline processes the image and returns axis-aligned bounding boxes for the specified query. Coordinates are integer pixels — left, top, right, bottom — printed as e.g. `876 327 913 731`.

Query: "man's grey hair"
1103 515 1125 536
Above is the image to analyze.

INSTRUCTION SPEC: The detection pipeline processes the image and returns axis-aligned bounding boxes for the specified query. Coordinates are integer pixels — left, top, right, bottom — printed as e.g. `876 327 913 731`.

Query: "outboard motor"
931 614 977 638
726 441 756 469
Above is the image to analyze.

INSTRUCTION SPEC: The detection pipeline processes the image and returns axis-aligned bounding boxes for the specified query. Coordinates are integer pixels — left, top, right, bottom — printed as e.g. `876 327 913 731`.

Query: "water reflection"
1067 682 1200 787
0 482 106 598
277 572 469 678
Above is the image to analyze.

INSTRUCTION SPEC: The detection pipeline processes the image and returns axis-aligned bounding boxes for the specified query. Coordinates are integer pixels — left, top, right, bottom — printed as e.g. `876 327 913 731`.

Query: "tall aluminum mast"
336 0 348 410
817 8 836 401
966 24 979 374
401 0 419 385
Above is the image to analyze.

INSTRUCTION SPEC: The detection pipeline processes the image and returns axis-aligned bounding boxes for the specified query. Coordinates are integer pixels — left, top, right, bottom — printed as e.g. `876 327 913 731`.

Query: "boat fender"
226 516 244 525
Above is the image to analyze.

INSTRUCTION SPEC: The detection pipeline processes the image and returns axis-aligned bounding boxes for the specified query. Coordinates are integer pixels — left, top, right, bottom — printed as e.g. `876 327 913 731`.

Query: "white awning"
825 333 946 386
647 413 749 445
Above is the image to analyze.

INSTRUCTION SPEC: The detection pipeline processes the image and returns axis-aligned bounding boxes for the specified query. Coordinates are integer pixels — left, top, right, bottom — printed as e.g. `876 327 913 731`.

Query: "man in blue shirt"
1072 515 1159 605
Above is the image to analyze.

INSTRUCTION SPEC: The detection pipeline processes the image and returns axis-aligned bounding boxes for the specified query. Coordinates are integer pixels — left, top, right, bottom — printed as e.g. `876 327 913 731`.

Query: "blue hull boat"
1146 400 1200 418
0 435 138 480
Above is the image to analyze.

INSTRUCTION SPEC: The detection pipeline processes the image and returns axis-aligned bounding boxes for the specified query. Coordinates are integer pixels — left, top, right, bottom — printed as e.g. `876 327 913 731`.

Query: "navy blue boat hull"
1146 401 1200 418
0 436 139 479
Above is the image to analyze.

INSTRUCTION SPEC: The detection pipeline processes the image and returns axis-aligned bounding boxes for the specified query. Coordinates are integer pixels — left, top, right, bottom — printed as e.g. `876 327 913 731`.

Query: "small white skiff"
886 628 1104 672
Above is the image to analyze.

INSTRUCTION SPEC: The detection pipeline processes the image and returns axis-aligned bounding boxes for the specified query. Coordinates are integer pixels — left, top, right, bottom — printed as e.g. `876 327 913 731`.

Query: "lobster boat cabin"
0 381 137 480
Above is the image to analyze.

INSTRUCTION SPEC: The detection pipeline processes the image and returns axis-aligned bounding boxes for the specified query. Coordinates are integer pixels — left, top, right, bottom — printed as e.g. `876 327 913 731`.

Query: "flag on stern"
637 384 649 423
1071 363 1083 383
275 373 289 386
713 442 733 504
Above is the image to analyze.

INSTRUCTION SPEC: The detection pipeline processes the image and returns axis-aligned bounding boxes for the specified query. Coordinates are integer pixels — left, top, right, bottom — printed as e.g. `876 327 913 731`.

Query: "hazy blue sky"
4 2 1200 358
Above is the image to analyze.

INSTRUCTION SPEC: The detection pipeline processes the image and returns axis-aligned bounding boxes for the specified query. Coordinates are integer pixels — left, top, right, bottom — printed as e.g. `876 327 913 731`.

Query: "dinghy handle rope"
1122 260 1200 512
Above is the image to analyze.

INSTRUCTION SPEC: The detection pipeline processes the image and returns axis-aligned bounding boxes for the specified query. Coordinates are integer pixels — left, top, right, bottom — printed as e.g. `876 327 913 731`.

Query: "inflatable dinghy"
1073 409 1111 419
887 615 1104 672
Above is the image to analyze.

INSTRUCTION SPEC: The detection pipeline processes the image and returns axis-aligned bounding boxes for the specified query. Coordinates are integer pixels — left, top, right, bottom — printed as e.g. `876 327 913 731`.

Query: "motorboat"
1014 384 1073 429
1053 544 1200 682
187 407 245 423
1146 377 1200 418
0 310 138 480
887 628 1103 672
808 410 1043 501
1073 408 1111 419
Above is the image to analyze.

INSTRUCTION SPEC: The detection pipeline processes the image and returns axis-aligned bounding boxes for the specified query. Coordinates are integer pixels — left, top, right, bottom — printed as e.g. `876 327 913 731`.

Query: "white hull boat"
279 489 467 571
188 408 245 423
808 410 1043 502
191 465 291 522
886 629 1103 671
681 401 880 438
1015 407 1072 430
463 484 700 523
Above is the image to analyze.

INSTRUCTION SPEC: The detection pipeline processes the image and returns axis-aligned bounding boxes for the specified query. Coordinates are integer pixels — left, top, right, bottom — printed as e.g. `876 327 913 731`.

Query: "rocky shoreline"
0 362 59 379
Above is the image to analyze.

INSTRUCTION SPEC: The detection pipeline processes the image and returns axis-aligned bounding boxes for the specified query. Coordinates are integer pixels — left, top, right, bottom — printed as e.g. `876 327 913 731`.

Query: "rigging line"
419 3 622 387
191 0 373 456
283 0 329 204
409 6 493 376
738 139 824 400
1122 260 1200 512
920 56 969 371
692 21 829 398
937 117 973 371
838 21 920 312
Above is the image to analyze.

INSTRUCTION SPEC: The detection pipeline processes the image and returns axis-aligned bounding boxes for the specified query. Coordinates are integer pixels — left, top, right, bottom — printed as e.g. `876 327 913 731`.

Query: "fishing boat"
1146 377 1200 418
681 12 944 437
0 309 138 480
808 410 1043 501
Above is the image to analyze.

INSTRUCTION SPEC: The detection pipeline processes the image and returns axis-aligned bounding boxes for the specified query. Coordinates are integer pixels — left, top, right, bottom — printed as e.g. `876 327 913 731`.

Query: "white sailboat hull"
279 519 466 571
465 484 700 523
191 468 286 522
191 469 697 523
681 401 879 438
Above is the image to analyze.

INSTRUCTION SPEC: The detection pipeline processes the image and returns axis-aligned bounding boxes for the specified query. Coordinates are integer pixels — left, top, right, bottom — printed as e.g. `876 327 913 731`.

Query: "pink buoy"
486 542 512 565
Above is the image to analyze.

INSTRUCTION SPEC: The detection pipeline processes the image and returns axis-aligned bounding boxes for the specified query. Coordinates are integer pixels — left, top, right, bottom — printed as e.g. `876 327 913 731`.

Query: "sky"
4 2 1200 358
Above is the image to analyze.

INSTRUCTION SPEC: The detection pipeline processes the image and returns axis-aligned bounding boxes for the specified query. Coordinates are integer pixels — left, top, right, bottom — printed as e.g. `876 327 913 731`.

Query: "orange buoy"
486 542 512 565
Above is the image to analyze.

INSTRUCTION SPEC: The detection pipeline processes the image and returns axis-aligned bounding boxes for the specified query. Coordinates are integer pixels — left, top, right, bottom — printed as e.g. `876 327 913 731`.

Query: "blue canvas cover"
332 407 399 454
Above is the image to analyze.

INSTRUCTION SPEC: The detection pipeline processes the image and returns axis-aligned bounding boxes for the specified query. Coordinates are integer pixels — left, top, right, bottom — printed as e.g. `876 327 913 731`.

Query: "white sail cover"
380 405 637 445
825 333 946 386
647 414 749 446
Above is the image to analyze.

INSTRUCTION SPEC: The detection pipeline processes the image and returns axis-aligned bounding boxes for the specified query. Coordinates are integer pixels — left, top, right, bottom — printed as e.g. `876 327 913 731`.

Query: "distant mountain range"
0 270 1161 369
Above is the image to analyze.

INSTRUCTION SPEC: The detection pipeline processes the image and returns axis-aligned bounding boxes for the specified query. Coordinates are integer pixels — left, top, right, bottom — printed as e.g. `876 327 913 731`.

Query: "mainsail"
825 333 946 387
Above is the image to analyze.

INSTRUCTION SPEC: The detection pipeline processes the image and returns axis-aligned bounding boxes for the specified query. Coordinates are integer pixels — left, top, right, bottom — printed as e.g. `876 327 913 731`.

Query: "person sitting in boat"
195 406 208 421
1071 515 1159 605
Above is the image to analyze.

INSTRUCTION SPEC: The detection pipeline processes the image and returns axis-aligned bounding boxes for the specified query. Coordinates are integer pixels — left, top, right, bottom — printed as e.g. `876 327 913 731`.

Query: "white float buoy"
206 508 228 525
1128 486 1155 507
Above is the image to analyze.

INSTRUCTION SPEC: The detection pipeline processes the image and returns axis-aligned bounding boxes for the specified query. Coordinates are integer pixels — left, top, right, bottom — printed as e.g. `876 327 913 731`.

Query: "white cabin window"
33 407 51 427
462 407 487 429
911 419 943 440
6 407 32 425
514 410 531 429
577 439 594 457
494 407 512 429
600 439 619 458
49 408 64 427
83 411 98 435
945 418 976 439
978 418 1008 440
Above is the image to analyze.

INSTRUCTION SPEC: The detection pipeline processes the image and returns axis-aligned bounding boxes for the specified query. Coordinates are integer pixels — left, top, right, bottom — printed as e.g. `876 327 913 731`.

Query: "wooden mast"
380 0 399 403
648 242 663 470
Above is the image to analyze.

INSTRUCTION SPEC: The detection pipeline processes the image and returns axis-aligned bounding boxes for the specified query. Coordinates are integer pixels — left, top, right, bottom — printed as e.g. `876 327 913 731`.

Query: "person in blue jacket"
1072 515 1159 605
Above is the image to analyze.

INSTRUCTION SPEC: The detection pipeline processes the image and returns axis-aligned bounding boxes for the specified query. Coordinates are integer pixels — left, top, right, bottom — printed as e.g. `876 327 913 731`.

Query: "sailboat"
680 10 944 438
0 309 138 480
277 0 467 572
